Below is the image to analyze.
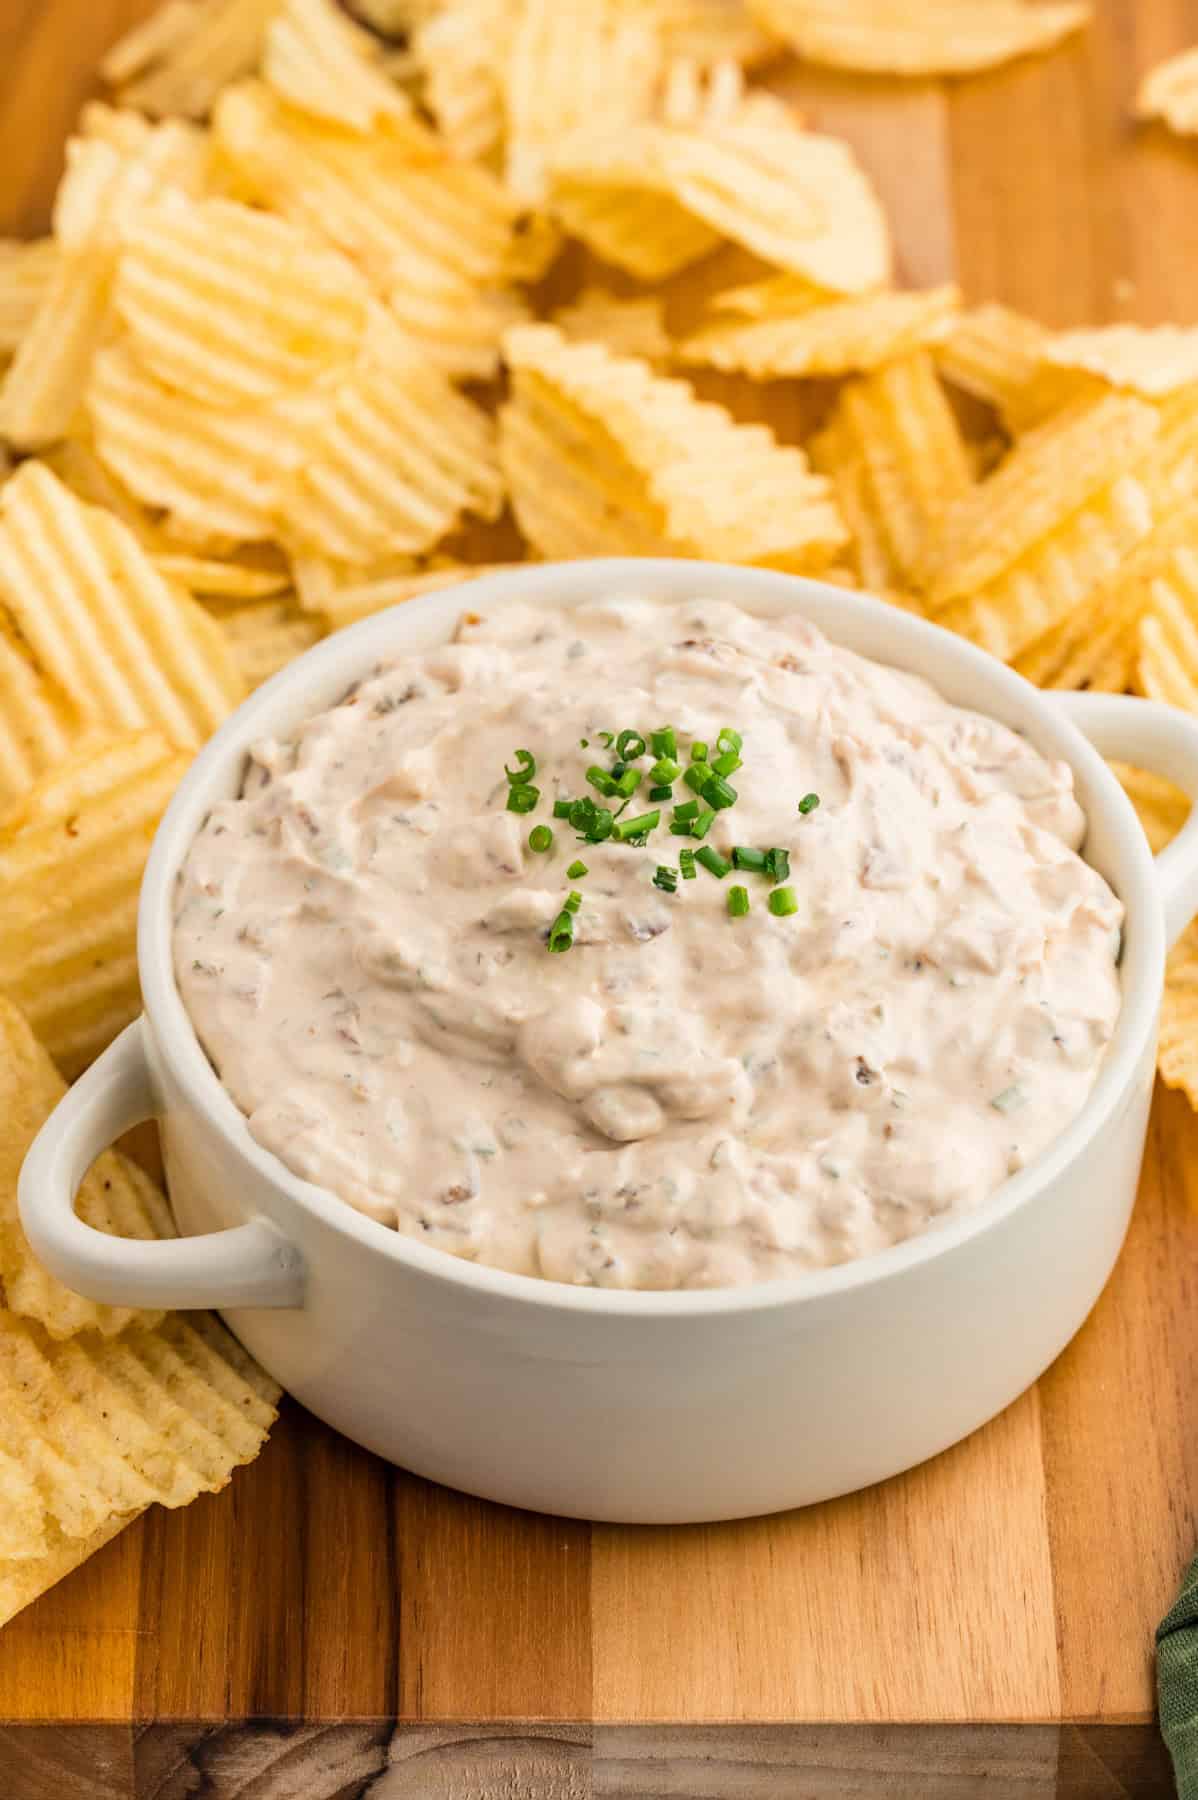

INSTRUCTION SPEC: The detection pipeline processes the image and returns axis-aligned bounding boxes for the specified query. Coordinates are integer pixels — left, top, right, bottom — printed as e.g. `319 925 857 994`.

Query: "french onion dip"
174 596 1123 1290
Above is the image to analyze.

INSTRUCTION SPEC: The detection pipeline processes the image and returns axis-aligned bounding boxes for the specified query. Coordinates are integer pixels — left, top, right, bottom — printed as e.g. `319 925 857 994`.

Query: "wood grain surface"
2 2 1198 1793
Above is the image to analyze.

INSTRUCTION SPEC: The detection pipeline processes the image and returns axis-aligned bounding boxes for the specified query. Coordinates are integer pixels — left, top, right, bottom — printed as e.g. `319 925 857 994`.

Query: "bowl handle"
18 1020 305 1310
1051 690 1198 948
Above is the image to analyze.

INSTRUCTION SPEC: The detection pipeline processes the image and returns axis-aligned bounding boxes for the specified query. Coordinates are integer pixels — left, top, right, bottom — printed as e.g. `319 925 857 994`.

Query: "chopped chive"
732 846 768 873
711 750 742 777
764 847 790 883
649 756 681 785
683 765 709 795
579 738 589 748
528 824 553 853
610 760 628 779
548 910 574 952
586 764 618 796
798 792 821 815
553 797 575 818
566 858 588 879
691 806 716 840
695 845 730 879
650 726 677 759
672 799 700 822
653 865 678 893
669 818 694 836
716 728 742 757
768 886 798 917
679 848 697 880
569 798 613 841
649 784 674 802
614 767 642 798
616 730 646 761
703 774 737 810
690 741 708 763
613 808 660 842
728 885 750 917
506 783 539 814
504 749 536 785
564 889 583 913
597 730 615 748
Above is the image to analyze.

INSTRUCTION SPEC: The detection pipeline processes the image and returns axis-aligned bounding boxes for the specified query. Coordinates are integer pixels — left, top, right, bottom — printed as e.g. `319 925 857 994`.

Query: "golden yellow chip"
0 1514 140 1628
415 0 514 164
1136 556 1198 712
388 270 526 380
212 596 323 685
915 392 1159 607
1159 917 1198 1110
0 732 192 1076
264 0 413 131
114 197 370 408
653 0 781 66
0 461 246 747
1136 44 1198 137
0 627 88 815
810 350 972 588
280 316 503 562
319 561 513 631
502 322 846 567
38 437 163 545
0 239 58 356
151 552 290 598
1110 764 1191 855
934 301 1090 432
552 289 673 364
1039 323 1198 397
747 0 1089 74
549 106 891 290
103 0 279 119
0 1309 277 1548
213 81 517 292
682 278 960 377
0 995 172 1340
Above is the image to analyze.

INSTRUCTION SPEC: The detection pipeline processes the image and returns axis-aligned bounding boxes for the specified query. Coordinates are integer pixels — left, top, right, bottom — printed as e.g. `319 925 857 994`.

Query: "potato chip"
652 0 781 67
1159 917 1198 1108
1110 764 1191 855
213 596 323 685
0 1514 140 1628
1136 555 1198 712
0 240 58 356
502 323 846 566
0 1309 277 1547
152 553 290 598
550 106 891 290
810 350 972 587
0 627 88 814
504 0 662 202
681 278 960 377
75 102 212 192
0 1444 52 1561
0 733 192 1076
114 198 371 408
806 414 897 592
552 289 672 364
279 321 503 562
415 0 515 164
934 301 1089 433
915 392 1159 606
1039 323 1198 397
263 0 413 131
388 270 526 380
354 0 444 29
0 461 246 747
104 0 279 120
1137 44 1198 137
320 561 513 631
213 81 517 291
0 996 172 1340
747 0 1089 74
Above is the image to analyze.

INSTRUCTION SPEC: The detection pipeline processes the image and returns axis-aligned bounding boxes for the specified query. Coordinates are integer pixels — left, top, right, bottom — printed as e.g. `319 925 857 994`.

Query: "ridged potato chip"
502 323 846 566
550 107 890 290
103 0 279 119
1111 765 1191 855
213 596 323 685
682 279 960 377
0 461 246 747
1159 920 1198 1108
552 290 672 364
934 301 1087 432
1041 323 1198 397
0 996 172 1340
1136 553 1198 712
0 732 192 1076
747 0 1089 74
415 0 513 164
0 1513 140 1628
319 561 512 630
653 0 780 66
388 271 525 380
264 0 412 131
0 240 57 356
114 198 370 408
152 552 290 598
810 350 971 587
1137 44 1198 137
0 628 88 814
916 392 1159 606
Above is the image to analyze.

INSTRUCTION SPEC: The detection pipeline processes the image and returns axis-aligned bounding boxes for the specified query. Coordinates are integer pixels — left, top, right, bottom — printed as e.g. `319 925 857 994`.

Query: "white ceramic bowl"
20 561 1198 1523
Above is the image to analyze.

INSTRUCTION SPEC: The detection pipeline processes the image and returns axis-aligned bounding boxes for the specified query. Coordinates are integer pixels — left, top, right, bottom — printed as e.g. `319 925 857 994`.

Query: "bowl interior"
139 559 1164 1314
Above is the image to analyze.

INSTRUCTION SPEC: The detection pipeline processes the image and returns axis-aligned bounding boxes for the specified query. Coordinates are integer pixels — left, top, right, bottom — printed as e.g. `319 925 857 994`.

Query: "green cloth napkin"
1160 1552 1198 1797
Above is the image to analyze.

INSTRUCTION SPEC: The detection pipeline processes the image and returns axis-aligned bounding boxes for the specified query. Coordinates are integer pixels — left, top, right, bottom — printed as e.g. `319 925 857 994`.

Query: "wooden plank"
0 1521 143 1721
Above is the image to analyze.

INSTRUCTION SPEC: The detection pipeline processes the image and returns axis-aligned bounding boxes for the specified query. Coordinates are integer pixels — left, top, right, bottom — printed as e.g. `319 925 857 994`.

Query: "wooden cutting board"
1 3 1197 1795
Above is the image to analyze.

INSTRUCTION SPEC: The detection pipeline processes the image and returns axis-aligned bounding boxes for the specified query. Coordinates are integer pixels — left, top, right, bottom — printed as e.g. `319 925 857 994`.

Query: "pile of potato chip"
7 0 1198 1613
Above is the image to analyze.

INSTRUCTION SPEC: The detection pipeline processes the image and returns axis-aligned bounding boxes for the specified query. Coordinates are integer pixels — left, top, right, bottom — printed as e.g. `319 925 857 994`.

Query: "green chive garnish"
613 808 660 842
679 849 697 880
528 824 553 853
504 749 536 785
768 886 798 916
716 728 742 757
548 910 574 953
650 726 677 759
798 792 820 815
649 784 674 801
653 865 678 893
669 819 693 836
579 738 589 748
613 767 642 798
567 859 588 879
711 750 742 777
569 798 613 841
690 741 708 763
616 730 646 761
764 847 790 883
586 765 618 797
683 765 709 795
506 784 539 814
672 799 699 822
695 846 730 879
564 889 583 913
553 798 575 818
703 774 737 810
728 885 750 917
732 846 768 873
649 756 681 785
597 730 615 748
691 807 716 839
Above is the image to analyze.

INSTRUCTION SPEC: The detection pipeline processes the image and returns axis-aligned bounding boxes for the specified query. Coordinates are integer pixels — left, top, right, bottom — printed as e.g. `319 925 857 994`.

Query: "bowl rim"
140 557 1163 1319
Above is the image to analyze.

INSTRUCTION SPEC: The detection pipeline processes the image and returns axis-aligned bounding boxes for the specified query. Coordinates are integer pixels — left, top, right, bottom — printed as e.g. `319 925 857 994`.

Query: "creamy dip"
174 596 1123 1290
